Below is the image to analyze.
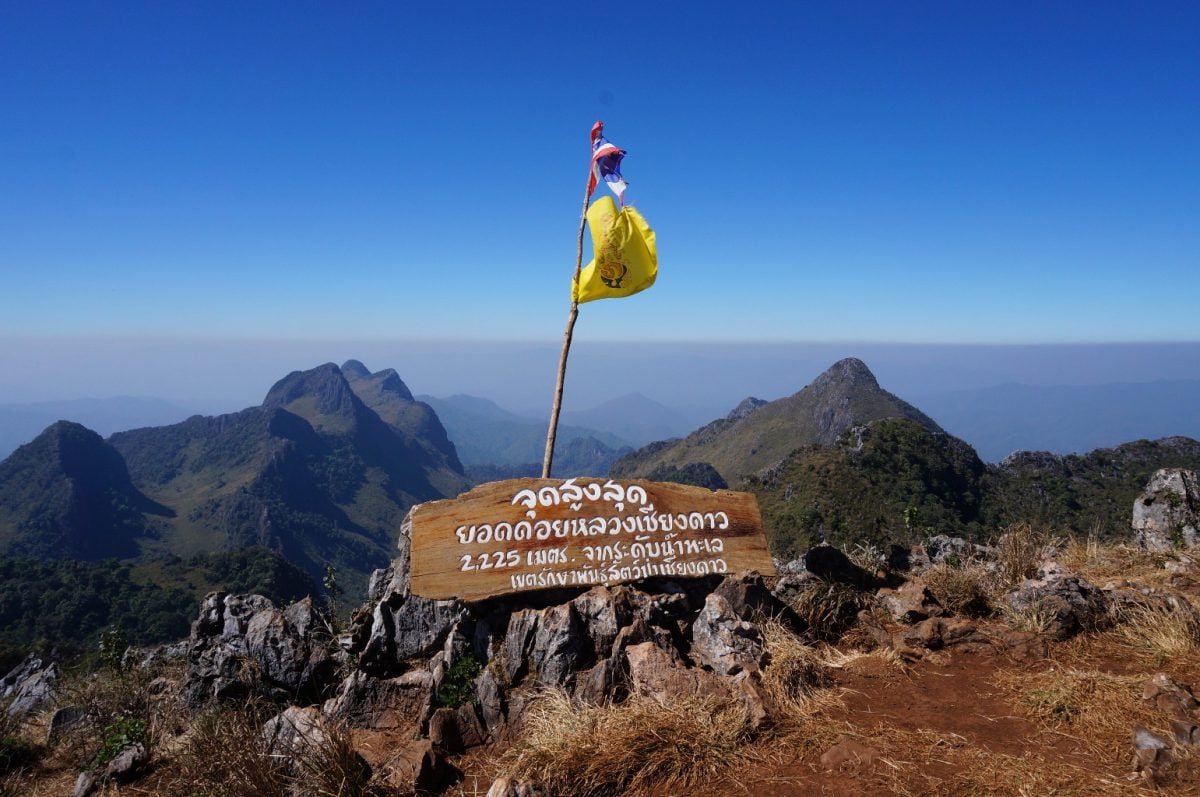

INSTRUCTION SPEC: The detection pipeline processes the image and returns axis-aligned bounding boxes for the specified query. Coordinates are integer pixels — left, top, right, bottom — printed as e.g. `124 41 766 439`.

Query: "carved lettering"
411 479 772 601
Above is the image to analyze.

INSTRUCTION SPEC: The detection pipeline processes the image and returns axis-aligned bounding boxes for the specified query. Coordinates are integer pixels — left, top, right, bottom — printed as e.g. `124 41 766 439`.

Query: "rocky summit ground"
3 468 1200 796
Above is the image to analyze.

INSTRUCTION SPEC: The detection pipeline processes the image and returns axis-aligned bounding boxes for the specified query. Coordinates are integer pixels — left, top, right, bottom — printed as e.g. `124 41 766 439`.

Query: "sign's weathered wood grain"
409 478 775 602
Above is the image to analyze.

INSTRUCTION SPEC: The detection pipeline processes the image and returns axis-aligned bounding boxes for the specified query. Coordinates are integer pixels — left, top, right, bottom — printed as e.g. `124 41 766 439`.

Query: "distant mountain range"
0 421 171 560
747 417 1200 560
4 375 1198 470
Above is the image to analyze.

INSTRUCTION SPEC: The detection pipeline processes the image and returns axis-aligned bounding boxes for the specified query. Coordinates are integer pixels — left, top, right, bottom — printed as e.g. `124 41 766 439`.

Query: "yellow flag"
572 196 657 304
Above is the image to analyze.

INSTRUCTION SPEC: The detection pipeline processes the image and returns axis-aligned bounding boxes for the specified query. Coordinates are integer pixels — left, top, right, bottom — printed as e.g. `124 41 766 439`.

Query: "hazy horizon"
3 336 1199 417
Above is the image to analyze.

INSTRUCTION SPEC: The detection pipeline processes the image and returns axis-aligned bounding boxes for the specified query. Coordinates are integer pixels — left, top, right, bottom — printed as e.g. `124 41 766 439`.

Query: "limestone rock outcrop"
183 593 341 706
1133 469 1200 551
1 653 58 716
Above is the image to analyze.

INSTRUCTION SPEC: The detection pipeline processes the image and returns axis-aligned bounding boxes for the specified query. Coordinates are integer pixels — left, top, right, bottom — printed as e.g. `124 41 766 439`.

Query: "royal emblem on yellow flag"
572 195 657 304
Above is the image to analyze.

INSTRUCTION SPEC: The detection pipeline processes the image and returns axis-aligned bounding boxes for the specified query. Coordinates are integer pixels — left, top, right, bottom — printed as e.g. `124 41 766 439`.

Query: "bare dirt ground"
449 619 1200 797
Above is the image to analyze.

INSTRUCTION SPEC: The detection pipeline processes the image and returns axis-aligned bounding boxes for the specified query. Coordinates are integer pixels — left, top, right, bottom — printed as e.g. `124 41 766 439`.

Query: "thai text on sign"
408 478 775 602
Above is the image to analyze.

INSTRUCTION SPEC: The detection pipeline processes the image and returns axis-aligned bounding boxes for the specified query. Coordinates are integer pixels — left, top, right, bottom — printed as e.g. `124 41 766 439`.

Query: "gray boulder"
713 572 789 621
322 668 433 729
571 586 635 656
1132 726 1173 784
2 654 58 716
1143 673 1200 722
486 778 549 797
73 742 149 797
926 535 993 566
47 705 86 745
529 604 586 688
428 703 487 752
877 580 944 624
1133 469 1200 551
183 592 339 705
690 593 765 676
624 641 726 701
771 570 821 605
357 593 467 675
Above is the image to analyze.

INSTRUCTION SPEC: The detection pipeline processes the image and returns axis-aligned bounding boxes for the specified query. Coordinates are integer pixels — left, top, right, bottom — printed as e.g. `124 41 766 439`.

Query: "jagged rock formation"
0 421 170 559
1133 469 1200 550
0 653 58 716
181 512 805 756
611 358 941 484
183 593 340 706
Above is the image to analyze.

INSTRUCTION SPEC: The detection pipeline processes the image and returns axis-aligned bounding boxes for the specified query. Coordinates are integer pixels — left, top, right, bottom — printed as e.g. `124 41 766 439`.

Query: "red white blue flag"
588 121 628 204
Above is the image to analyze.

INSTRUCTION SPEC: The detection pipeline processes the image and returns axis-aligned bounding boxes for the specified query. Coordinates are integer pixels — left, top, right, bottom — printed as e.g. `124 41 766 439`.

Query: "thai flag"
588 121 628 204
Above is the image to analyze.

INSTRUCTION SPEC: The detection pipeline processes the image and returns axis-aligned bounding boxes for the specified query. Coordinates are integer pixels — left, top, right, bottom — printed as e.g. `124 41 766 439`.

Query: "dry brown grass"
994 522 1045 586
501 690 759 795
293 722 377 797
923 562 994 616
759 618 836 725
843 542 887 574
158 704 290 797
993 665 1162 764
1060 537 1172 586
999 598 1056 636
787 579 872 643
155 701 387 797
1110 598 1200 664
47 661 185 770
0 706 39 797
818 643 906 673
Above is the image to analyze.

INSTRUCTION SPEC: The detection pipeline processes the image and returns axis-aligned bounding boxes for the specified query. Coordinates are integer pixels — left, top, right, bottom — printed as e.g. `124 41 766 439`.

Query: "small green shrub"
91 717 147 768
98 626 129 673
436 656 482 709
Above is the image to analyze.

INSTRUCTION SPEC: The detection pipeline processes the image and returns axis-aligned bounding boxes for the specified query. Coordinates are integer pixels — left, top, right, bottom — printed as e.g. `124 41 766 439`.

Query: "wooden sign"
409 478 775 602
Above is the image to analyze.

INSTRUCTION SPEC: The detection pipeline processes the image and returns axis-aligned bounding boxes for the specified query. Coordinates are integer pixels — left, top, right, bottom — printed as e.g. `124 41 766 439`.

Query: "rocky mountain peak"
19 421 130 487
374 369 415 402
727 397 767 421
262 363 361 433
0 420 167 560
341 361 416 403
611 357 940 484
339 359 372 380
809 357 879 393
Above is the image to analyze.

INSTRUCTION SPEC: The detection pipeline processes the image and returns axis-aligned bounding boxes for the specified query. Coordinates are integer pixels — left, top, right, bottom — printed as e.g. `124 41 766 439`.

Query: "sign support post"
541 155 594 479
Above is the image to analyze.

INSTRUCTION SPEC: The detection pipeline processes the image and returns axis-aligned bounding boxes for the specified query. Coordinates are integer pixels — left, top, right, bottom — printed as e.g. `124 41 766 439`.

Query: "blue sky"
2 1 1198 345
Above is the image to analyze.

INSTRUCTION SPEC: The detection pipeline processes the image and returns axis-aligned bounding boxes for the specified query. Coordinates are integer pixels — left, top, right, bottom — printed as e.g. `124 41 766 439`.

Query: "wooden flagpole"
542 146 596 479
